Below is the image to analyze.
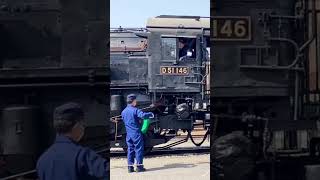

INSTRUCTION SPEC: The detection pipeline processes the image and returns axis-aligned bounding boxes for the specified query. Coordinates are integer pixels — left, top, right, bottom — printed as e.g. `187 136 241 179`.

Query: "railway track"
111 128 210 157
111 146 210 157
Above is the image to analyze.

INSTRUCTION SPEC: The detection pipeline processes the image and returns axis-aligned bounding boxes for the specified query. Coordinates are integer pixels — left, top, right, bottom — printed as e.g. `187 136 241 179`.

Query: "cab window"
161 37 197 61
161 38 177 60
178 38 196 60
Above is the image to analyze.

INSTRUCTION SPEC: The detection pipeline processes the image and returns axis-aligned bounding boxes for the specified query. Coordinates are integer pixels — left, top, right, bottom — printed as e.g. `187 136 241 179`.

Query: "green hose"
141 118 150 134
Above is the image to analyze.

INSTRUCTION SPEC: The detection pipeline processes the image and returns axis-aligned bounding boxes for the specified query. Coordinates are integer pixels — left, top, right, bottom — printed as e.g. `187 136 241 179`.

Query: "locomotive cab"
145 16 210 95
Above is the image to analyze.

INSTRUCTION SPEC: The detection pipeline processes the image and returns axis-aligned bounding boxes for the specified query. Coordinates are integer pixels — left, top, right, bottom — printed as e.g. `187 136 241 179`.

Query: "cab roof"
146 15 210 37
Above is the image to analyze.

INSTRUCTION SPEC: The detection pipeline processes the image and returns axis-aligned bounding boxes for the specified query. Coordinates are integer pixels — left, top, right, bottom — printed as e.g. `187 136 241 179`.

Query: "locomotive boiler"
110 16 211 152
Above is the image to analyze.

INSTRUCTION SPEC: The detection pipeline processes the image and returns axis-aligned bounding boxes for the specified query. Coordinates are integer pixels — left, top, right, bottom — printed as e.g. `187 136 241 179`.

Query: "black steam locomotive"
212 0 320 179
0 0 108 178
110 16 211 152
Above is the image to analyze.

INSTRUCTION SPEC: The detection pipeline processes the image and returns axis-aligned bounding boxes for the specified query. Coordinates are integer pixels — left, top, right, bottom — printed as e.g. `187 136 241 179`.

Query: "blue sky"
110 0 210 28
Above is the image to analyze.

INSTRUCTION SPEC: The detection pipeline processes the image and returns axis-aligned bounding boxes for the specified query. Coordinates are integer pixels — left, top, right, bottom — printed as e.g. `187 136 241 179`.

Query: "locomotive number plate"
160 66 189 75
212 16 251 41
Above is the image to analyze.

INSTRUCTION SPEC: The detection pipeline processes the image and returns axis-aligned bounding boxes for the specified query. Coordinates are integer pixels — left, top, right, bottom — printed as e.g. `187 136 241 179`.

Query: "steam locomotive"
110 15 211 153
0 0 108 178
212 0 320 179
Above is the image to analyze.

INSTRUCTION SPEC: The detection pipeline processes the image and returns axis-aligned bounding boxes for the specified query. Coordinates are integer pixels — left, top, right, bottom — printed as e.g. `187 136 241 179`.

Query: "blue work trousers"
126 132 144 166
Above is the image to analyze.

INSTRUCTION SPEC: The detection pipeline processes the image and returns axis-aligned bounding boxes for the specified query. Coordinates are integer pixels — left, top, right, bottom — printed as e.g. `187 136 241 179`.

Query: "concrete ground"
111 135 210 180
111 153 210 180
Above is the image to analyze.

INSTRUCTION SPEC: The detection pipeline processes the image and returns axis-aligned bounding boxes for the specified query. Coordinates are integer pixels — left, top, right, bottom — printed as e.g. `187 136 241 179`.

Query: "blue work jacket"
36 135 108 180
121 104 152 136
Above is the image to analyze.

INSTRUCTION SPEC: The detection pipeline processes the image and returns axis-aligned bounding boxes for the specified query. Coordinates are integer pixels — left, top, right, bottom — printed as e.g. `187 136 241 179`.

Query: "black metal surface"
1 106 40 155
212 0 320 179
213 0 297 98
0 0 109 178
110 95 124 117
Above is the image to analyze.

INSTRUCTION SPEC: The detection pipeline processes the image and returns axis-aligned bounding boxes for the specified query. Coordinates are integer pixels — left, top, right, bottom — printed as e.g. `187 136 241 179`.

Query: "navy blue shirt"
121 105 152 136
36 135 108 180
179 46 189 58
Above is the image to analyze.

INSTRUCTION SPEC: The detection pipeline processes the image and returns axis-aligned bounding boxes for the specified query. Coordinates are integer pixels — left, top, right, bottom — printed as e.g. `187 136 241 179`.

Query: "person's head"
179 38 187 49
127 94 137 106
53 102 86 142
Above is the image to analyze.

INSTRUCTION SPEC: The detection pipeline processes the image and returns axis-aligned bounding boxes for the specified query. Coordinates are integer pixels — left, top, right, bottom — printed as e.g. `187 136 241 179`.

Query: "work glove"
147 112 154 118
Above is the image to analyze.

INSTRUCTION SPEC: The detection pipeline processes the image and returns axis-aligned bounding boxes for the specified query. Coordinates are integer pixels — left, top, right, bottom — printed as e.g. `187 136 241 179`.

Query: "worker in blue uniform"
36 102 109 180
121 94 153 173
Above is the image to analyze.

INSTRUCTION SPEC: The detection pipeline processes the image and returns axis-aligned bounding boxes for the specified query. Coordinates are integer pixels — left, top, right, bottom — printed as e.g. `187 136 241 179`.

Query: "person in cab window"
178 38 189 58
179 38 196 60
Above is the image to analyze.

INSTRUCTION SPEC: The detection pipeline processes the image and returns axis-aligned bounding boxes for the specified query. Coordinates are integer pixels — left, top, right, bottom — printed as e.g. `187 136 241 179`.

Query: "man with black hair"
36 102 108 180
121 94 153 173
179 38 189 58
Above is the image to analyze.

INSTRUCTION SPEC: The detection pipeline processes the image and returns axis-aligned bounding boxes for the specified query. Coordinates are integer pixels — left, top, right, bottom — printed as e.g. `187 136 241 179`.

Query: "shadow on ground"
146 163 197 172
